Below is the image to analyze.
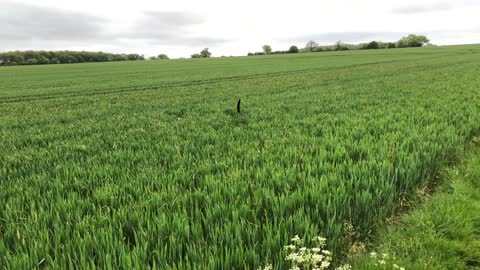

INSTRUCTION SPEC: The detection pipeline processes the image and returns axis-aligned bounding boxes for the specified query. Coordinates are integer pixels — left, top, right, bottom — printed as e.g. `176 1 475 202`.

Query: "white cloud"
392 2 452 14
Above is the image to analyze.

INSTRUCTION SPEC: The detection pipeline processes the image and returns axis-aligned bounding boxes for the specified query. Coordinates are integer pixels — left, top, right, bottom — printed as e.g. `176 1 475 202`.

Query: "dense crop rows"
1 46 480 269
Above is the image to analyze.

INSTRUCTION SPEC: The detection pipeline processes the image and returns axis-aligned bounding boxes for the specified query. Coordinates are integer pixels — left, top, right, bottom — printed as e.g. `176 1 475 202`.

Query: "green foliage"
0 50 145 66
25 58 38 65
352 140 480 269
263 45 272 54
387 42 396 49
0 45 480 268
305 40 319 52
397 34 430 48
365 41 379 49
248 45 298 56
191 49 211 59
248 52 266 56
149 54 169 60
288 46 299 53
127 54 145 61
200 48 211 58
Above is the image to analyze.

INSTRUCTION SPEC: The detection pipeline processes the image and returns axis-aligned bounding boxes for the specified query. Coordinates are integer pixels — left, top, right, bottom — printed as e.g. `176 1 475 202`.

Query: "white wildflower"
313 236 327 244
320 260 331 269
286 253 298 261
322 250 331 255
379 259 386 265
257 264 272 270
311 254 324 263
291 235 300 241
370 251 377 258
311 247 321 253
335 265 352 270
284 244 296 251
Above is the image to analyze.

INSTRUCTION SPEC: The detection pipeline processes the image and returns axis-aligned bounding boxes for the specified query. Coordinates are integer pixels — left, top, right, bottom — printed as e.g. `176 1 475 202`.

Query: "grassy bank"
351 139 480 269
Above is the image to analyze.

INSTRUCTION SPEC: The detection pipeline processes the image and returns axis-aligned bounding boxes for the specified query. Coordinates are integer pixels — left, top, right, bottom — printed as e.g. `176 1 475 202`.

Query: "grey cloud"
0 2 106 41
391 2 452 14
0 3 227 50
124 11 228 45
141 11 205 27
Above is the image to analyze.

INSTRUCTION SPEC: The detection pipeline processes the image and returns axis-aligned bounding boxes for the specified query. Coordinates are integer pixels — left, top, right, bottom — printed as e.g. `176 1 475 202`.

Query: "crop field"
1 45 480 269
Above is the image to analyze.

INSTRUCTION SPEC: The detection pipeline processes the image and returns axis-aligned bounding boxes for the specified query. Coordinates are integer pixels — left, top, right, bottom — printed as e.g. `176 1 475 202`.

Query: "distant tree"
334 41 349 51
191 53 202 58
127 54 144 61
200 48 211 58
67 55 79 63
38 56 50 64
305 40 318 52
334 40 342 50
149 56 157 60
387 42 396 48
262 45 272 55
157 54 169 59
397 34 430 48
288 45 299 53
26 58 38 65
366 41 379 49
24 51 37 61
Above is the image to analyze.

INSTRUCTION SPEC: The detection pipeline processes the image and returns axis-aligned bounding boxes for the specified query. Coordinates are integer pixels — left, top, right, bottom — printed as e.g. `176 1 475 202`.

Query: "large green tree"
200 48 211 58
305 40 318 52
262 45 272 55
397 34 430 48
288 46 299 53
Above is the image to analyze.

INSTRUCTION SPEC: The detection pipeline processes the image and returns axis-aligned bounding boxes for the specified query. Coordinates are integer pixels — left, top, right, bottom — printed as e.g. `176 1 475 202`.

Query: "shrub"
288 46 299 53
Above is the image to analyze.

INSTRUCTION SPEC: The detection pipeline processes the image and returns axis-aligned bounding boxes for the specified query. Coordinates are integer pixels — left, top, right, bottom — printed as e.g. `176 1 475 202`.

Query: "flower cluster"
284 235 339 270
262 235 405 270
334 264 352 270
257 264 273 270
369 252 405 270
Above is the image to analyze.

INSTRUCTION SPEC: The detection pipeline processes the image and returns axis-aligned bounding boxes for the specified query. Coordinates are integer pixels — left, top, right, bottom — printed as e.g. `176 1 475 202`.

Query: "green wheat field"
1 45 480 269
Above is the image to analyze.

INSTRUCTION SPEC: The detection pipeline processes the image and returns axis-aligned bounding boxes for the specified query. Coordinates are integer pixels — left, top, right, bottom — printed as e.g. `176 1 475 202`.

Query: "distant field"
1 45 480 269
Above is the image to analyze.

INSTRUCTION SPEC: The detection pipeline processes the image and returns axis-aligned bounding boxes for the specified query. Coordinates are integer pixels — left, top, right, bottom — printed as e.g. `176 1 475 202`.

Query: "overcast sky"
1 0 479 58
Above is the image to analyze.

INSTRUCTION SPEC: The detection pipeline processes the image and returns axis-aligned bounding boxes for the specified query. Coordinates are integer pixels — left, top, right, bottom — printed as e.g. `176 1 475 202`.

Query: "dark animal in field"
224 98 246 116
237 99 246 116
237 99 241 113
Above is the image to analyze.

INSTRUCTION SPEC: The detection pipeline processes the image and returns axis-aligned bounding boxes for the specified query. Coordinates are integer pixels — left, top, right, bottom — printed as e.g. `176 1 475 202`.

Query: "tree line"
248 34 431 56
0 34 431 65
0 51 145 66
